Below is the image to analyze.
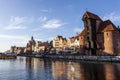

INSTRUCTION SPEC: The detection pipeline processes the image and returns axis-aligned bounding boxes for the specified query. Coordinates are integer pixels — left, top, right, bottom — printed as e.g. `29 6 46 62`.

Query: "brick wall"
104 31 114 55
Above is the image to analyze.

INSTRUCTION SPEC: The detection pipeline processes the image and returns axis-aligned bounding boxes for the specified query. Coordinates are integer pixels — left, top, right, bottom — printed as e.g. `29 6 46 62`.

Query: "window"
87 32 89 35
87 37 89 41
86 26 89 30
106 33 109 41
107 33 108 36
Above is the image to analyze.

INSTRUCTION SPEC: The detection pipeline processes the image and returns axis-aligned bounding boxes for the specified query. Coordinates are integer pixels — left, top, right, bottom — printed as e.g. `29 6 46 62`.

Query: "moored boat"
0 53 17 59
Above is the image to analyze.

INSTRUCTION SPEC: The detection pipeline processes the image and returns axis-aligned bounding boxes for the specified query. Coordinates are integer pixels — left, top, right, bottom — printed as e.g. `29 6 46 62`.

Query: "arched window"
86 26 89 30
107 33 108 36
87 37 89 41
106 32 109 41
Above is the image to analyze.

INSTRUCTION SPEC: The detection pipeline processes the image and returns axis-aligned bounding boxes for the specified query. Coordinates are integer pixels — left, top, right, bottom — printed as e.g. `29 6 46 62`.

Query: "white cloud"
40 8 54 13
40 9 49 12
38 16 47 22
5 25 26 30
35 38 43 41
10 16 27 24
4 16 33 30
31 27 44 31
74 28 83 33
42 19 65 29
0 34 28 41
103 12 120 22
0 34 29 52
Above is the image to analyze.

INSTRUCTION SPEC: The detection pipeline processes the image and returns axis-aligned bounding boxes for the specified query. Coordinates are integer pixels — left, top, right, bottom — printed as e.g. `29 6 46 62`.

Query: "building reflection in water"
25 57 54 80
51 61 120 80
52 61 68 80
24 57 120 80
104 64 120 80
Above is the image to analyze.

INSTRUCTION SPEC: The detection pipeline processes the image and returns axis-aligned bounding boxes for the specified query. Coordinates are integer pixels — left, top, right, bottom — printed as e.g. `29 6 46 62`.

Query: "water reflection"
0 57 120 80
25 57 54 80
104 64 120 80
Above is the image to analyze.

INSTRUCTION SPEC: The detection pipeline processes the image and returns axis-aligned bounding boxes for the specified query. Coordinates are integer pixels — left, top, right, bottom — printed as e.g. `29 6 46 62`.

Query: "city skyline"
0 0 120 52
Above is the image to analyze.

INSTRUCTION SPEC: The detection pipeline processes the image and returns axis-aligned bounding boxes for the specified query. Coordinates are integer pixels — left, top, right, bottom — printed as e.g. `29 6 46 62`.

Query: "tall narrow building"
82 11 102 55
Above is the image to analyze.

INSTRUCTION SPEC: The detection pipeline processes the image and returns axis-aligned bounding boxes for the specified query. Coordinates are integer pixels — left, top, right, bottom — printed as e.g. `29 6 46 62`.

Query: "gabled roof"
83 11 102 21
56 35 64 40
75 36 79 40
98 20 118 32
69 37 75 43
63 38 67 40
57 35 62 38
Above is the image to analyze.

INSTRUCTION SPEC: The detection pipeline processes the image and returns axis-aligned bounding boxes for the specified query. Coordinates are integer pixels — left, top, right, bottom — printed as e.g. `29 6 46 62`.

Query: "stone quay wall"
44 55 120 62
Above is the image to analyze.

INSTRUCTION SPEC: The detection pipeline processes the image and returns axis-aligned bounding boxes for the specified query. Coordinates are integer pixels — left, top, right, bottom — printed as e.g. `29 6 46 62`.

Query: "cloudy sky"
0 0 120 52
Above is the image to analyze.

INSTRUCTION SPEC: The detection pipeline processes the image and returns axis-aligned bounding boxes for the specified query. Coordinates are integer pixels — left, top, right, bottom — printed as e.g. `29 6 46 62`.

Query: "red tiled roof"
83 11 102 21
98 20 118 32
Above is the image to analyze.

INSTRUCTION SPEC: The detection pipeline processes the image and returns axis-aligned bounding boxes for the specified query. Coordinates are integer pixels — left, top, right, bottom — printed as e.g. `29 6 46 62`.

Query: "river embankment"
18 53 120 62
43 54 120 62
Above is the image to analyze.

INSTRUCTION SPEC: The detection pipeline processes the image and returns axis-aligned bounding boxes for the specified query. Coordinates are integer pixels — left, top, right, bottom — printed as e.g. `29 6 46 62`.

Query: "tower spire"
31 36 34 41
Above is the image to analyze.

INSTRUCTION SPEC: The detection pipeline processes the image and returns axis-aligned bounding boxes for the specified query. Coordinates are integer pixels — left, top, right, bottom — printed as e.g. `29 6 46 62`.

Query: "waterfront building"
10 46 15 53
52 35 67 51
9 11 120 56
10 46 25 54
34 41 42 53
67 37 75 48
24 36 36 53
62 38 67 50
77 29 86 54
34 41 51 54
79 11 120 55
67 37 79 48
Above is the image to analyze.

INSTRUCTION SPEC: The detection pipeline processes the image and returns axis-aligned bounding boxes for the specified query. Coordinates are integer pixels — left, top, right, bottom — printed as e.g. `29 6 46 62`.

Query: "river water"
0 57 120 80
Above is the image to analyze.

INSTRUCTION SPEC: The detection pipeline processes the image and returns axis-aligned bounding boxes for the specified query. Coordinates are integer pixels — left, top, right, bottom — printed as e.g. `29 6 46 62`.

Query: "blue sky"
0 0 120 52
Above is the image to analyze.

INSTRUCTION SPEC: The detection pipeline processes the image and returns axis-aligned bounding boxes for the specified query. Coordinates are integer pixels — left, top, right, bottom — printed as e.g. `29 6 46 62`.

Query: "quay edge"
43 55 120 62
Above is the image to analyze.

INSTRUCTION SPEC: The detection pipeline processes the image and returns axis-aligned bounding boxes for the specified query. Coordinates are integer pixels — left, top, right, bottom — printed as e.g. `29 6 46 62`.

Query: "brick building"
53 35 67 51
24 36 36 53
10 46 25 54
67 37 79 48
78 11 120 55
35 41 51 54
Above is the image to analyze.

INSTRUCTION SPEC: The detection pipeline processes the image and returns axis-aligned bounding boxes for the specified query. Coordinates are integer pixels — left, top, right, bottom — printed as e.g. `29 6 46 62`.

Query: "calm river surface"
0 57 120 80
